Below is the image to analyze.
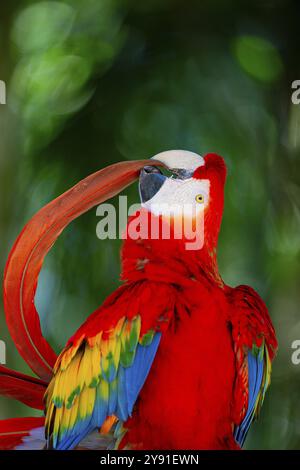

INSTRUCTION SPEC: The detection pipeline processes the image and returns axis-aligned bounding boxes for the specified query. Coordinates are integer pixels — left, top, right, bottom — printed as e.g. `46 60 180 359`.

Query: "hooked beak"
139 166 167 203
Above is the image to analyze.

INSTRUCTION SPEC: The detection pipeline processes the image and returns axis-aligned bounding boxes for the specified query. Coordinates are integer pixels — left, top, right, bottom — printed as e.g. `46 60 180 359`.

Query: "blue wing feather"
54 332 161 450
234 350 265 447
125 334 161 415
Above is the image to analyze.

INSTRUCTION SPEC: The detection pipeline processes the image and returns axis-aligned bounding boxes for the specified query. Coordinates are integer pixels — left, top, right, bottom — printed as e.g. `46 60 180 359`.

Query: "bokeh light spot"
233 35 283 83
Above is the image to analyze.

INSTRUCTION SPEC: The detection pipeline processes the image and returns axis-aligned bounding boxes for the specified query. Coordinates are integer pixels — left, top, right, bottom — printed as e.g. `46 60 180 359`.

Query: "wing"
233 341 272 447
45 281 174 450
228 285 278 448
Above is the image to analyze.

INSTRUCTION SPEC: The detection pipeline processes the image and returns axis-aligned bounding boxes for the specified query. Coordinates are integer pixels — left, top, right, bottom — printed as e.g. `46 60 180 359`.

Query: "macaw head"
137 150 227 251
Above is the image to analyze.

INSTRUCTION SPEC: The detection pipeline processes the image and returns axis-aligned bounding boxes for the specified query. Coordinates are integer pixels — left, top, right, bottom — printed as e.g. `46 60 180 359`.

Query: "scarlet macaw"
0 151 277 450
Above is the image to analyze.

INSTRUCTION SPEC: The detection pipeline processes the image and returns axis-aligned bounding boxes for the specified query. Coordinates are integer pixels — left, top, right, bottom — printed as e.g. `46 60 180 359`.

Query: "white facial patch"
142 177 210 217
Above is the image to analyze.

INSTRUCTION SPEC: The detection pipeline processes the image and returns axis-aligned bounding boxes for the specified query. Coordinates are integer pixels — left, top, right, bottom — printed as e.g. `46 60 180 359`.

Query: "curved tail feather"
3 159 162 381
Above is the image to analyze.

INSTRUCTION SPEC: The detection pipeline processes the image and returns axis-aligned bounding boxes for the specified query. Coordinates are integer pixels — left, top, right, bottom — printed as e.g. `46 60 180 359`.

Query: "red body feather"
122 273 238 449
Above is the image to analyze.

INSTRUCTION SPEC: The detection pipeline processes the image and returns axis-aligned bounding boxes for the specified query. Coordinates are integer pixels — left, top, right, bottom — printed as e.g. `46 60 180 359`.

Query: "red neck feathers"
193 153 227 254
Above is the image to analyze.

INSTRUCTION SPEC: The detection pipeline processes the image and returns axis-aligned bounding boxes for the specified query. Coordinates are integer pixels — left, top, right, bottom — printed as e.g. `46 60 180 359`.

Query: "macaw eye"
195 194 204 203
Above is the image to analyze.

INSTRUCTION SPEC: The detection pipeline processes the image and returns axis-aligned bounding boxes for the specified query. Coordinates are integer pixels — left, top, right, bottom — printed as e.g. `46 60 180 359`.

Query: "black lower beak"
139 166 166 203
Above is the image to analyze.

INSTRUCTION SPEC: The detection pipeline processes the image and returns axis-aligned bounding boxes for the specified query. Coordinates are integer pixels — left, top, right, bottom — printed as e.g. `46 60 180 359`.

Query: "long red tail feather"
0 365 47 410
3 159 162 380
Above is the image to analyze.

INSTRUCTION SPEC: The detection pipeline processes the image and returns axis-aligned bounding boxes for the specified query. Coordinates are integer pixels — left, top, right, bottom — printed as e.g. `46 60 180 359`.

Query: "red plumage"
0 152 277 450
0 366 46 410
0 417 44 450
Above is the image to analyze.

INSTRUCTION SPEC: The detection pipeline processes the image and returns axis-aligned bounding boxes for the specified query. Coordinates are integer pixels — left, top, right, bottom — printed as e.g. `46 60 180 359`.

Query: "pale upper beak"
150 150 204 172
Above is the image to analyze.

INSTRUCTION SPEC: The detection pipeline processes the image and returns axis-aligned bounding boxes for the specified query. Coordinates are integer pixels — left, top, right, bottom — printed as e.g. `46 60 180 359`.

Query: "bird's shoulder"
226 284 277 357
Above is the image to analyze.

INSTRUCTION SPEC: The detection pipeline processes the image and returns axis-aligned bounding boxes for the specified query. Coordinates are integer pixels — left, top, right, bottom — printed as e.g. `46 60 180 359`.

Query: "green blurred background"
0 0 300 449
